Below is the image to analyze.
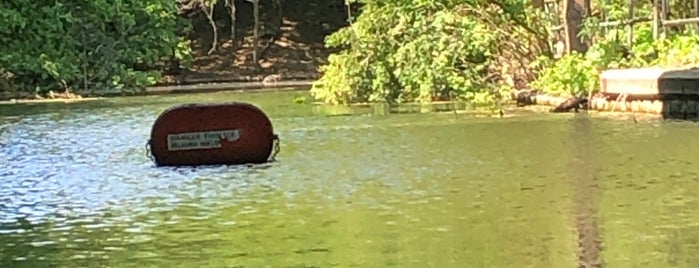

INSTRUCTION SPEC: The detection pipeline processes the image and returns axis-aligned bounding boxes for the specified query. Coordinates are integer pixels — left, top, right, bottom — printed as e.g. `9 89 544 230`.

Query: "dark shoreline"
0 79 315 103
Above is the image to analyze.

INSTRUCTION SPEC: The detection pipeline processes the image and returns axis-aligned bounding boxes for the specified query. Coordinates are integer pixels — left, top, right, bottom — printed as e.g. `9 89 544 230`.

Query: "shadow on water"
568 114 603 268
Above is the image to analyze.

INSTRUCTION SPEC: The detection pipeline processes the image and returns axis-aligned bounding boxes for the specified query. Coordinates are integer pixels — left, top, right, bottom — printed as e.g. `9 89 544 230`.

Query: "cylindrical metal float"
148 102 279 166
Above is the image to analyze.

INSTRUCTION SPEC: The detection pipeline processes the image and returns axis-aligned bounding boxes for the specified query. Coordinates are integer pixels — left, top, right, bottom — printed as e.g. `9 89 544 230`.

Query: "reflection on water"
1 91 699 267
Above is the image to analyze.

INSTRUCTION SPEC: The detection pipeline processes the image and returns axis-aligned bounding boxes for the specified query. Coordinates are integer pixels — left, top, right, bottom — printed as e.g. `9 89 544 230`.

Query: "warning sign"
167 129 240 151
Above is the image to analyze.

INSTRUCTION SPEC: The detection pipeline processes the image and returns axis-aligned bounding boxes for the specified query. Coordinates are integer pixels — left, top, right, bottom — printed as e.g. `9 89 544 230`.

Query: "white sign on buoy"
167 129 240 151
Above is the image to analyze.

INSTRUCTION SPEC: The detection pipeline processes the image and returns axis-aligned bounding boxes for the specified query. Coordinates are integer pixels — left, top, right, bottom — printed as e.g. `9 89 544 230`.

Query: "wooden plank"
549 17 651 31
628 0 635 46
663 17 699 27
661 0 669 32
695 0 699 31
653 0 660 39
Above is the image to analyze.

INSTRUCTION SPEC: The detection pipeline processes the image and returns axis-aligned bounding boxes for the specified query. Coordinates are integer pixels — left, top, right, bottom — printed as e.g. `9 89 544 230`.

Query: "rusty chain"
269 134 280 162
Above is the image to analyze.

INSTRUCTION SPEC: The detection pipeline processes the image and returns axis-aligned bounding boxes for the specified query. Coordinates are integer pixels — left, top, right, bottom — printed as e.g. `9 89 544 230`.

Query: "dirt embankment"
0 1 348 102
161 0 349 86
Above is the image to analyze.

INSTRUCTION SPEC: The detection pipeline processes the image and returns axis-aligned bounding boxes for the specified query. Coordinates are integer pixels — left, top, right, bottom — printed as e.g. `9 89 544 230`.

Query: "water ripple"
1 96 699 267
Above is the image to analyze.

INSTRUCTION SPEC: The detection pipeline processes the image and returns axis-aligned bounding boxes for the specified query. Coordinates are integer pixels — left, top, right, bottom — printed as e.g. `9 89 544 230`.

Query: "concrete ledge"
600 67 699 96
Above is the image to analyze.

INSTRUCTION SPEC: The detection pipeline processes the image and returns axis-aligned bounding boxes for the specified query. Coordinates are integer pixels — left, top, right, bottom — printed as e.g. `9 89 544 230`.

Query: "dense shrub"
314 0 699 104
0 0 190 94
533 26 699 98
311 0 550 105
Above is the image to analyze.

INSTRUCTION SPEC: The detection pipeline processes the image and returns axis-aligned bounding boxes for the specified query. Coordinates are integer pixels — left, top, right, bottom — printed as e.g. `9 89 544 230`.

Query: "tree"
564 0 592 54
310 0 552 105
199 0 219 55
249 0 260 66
0 0 187 95
225 0 237 42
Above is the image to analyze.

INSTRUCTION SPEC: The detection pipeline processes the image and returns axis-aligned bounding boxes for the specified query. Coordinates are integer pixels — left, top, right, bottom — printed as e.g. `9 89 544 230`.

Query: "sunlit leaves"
0 0 185 93
534 0 699 97
531 52 599 97
311 0 536 105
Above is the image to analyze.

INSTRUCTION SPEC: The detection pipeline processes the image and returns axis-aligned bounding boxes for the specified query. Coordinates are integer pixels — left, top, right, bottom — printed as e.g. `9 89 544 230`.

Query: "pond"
1 90 699 268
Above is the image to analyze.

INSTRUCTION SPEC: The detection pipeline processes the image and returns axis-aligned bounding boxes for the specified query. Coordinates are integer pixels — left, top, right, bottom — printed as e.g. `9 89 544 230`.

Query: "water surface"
1 91 699 267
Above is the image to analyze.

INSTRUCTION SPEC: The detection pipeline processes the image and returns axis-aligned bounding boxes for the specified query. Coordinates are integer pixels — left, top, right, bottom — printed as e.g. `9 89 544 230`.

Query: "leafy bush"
531 53 599 97
311 0 549 105
0 0 189 94
316 0 699 105
651 34 699 67
534 21 699 98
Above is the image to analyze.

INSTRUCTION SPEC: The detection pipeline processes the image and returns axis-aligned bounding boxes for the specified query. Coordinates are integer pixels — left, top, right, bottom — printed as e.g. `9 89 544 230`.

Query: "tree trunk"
274 0 283 26
695 0 699 32
532 0 544 8
225 0 236 41
251 0 260 65
529 0 552 58
563 0 591 54
201 0 218 55
269 0 283 37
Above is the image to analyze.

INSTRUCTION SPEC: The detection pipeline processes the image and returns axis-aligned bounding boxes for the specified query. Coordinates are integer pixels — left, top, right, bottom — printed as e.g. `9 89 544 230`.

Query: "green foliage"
0 0 189 94
650 34 699 67
534 0 699 98
311 0 546 105
531 53 599 97
317 0 699 105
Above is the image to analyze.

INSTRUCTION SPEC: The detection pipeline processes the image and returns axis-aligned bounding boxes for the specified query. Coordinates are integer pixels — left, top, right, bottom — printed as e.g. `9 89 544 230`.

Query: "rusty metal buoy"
147 102 279 166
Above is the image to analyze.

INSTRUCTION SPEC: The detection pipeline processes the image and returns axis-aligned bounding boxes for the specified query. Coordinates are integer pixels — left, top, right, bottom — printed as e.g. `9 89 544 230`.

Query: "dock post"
652 0 660 39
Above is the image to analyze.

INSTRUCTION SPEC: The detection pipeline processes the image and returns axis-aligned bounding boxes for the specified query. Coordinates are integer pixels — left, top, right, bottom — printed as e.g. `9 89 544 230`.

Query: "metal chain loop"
145 140 155 163
146 136 279 164
269 134 280 162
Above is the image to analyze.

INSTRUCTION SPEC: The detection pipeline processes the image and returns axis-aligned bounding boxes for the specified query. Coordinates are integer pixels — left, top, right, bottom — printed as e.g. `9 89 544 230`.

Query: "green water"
1 90 698 268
